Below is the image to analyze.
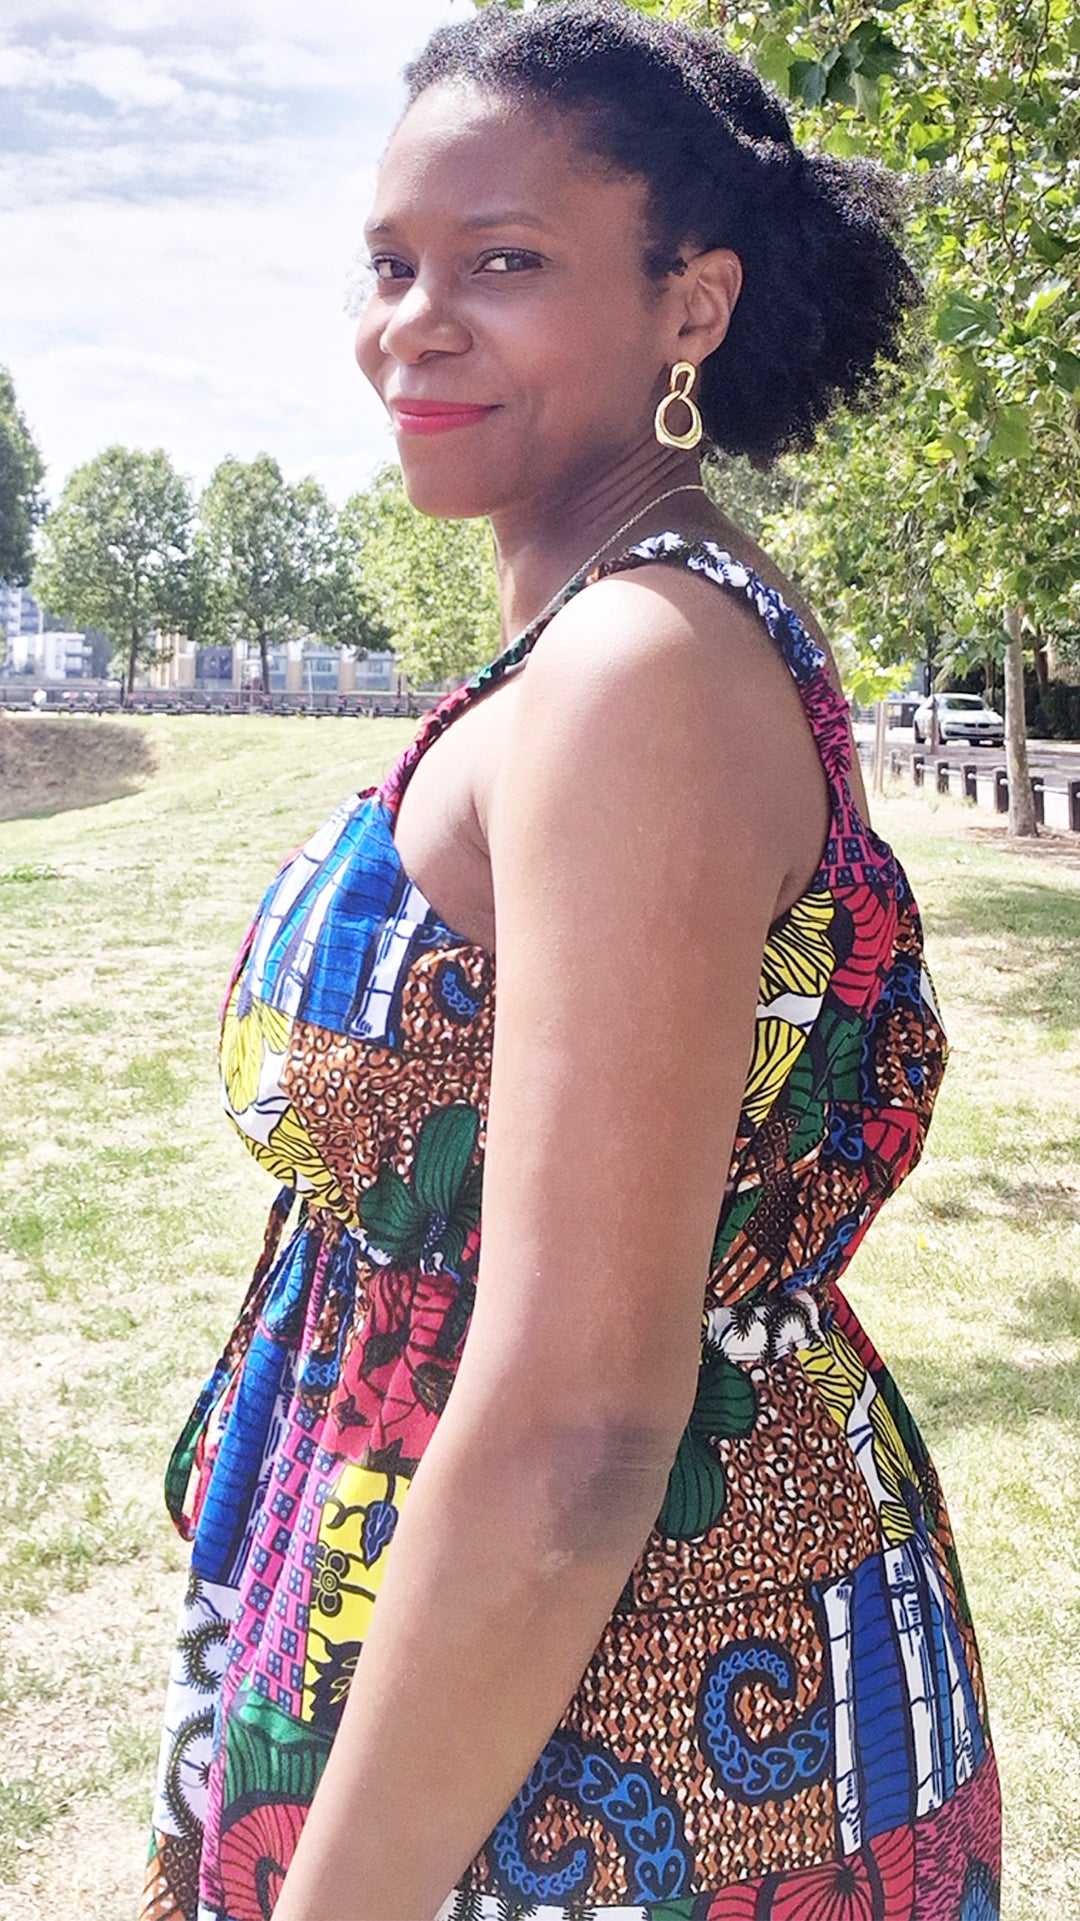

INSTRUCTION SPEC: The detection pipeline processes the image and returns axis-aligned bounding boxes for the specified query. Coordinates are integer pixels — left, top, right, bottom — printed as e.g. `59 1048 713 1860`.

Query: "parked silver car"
912 692 1004 747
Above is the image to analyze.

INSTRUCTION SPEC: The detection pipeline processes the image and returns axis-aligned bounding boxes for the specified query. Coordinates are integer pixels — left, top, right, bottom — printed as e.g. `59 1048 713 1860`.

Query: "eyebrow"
365 210 549 238
462 210 548 231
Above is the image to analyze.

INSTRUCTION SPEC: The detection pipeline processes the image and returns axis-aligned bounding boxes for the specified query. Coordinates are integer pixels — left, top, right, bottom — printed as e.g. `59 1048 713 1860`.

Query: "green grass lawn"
1 720 1078 1920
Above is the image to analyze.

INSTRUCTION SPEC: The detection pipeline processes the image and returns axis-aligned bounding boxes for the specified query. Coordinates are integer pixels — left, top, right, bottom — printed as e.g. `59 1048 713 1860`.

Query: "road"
852 724 1080 779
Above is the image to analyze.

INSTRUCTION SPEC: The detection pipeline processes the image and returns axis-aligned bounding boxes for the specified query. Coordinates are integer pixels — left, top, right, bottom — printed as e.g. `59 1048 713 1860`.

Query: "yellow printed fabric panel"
219 978 352 1220
255 1104 350 1218
301 1463 413 1731
799 1323 865 1427
759 891 835 1002
743 1016 808 1128
798 1328 920 1548
221 980 292 1116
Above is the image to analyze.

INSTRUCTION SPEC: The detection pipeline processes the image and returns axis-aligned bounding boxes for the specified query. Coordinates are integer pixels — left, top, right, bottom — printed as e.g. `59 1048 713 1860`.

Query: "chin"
397 454 499 522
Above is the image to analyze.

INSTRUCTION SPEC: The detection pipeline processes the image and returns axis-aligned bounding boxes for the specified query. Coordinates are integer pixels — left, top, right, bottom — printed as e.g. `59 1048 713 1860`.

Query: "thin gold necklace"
522 482 710 638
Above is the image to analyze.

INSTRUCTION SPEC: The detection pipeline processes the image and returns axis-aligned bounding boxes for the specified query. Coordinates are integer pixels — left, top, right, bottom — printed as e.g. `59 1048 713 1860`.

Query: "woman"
143 6 1001 1919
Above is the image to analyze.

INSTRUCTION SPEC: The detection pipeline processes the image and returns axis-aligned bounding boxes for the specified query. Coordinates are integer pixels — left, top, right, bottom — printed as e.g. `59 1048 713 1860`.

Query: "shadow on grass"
901 1345 1080 1433
933 873 1080 938
931 874 1080 1030
1013 1275 1080 1342
925 1176 1080 1228
0 716 157 821
989 1176 1080 1224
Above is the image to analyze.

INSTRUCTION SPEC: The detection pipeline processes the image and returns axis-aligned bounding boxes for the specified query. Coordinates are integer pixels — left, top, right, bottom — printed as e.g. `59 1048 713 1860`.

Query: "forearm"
273 1399 675 1921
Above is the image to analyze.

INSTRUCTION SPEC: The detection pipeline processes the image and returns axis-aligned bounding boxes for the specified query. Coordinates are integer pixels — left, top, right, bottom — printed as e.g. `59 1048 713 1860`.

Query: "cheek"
354 308 383 389
535 308 653 442
496 294 643 431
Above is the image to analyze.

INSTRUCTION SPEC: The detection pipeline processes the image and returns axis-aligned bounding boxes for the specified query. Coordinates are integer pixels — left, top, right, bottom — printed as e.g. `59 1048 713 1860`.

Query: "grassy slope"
0 721 1077 1919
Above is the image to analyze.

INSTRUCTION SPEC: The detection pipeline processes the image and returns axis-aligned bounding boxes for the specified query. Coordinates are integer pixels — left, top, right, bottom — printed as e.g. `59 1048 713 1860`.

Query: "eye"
368 255 413 283
477 248 543 274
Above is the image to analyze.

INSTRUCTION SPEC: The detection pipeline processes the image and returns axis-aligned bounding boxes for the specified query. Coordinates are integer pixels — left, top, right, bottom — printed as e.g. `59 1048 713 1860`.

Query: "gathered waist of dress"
236 1191 852 1401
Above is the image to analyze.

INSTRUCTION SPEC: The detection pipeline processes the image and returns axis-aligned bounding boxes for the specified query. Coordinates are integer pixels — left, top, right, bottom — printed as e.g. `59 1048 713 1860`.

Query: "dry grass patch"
0 715 159 821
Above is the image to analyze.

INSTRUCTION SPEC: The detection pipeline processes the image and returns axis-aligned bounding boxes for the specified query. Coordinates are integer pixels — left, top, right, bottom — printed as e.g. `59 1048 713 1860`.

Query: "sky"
0 0 476 507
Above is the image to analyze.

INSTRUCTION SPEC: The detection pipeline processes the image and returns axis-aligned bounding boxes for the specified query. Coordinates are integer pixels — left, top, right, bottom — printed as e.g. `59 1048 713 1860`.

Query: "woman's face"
355 82 688 520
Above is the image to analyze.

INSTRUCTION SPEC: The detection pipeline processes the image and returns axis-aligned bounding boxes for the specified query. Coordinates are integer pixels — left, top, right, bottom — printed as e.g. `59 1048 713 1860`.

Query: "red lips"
390 397 498 436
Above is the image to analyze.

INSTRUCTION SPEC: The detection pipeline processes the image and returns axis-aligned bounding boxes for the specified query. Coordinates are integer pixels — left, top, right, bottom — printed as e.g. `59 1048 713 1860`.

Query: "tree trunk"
924 640 939 752
872 699 887 795
1033 635 1049 697
259 633 270 696
126 626 140 710
1004 605 1037 837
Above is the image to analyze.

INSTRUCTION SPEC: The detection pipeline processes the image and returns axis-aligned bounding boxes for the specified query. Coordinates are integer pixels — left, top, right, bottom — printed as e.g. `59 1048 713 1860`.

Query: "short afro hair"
403 0 920 468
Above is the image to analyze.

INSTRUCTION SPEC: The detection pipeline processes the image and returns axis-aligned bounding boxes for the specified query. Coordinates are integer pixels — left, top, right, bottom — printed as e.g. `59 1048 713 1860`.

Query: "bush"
1040 680 1080 739
1025 674 1080 740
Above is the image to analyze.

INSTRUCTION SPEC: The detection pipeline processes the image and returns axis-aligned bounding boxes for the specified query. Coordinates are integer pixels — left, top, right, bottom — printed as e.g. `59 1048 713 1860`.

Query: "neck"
488 442 709 641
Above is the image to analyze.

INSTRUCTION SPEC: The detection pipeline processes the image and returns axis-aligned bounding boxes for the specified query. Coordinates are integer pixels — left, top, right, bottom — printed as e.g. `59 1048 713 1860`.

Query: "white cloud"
0 0 472 500
52 43 187 111
4 182 395 501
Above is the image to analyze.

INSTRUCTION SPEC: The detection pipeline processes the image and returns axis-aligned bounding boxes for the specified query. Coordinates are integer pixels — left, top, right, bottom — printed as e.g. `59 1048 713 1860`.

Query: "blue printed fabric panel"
243 794 452 1044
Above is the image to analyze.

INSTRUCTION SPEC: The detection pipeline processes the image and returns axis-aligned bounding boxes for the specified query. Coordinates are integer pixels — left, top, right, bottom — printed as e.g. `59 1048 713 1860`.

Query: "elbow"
444 1352 698 1564
531 1416 684 1561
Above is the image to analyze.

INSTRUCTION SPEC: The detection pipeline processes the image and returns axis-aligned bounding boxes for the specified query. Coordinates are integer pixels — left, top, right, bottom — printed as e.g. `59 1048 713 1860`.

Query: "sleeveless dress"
141 534 1002 1921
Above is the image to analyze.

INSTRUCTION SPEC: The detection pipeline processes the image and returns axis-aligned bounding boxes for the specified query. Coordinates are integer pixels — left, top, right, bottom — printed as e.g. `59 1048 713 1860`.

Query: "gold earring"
654 360 703 451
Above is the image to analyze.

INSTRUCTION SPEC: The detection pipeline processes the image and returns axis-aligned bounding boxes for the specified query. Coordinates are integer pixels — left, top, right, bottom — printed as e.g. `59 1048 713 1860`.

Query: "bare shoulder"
522 557 782 687
490 559 829 919
502 562 799 780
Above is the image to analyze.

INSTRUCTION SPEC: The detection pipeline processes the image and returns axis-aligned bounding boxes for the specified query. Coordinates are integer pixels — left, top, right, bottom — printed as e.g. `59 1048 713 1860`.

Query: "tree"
33 446 194 704
704 450 799 541
719 0 1080 833
310 525 392 662
339 466 500 686
199 455 348 694
0 365 46 587
484 2 1080 831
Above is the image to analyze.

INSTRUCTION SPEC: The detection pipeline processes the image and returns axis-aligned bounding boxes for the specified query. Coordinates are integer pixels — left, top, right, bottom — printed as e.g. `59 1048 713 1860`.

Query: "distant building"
1 580 99 679
9 625 93 680
194 646 234 691
1 581 43 660
354 649 398 692
179 641 400 696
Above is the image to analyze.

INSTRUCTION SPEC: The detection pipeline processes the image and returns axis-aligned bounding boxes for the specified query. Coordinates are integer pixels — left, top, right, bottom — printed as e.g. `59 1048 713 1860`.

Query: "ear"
674 247 743 359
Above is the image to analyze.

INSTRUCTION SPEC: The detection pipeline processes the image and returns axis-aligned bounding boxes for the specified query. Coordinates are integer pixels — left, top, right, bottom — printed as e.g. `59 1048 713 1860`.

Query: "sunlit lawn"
1 720 1078 1920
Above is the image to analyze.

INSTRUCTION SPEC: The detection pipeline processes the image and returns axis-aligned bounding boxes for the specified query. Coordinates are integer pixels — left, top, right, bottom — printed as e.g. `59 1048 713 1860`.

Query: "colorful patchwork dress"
142 534 1002 1921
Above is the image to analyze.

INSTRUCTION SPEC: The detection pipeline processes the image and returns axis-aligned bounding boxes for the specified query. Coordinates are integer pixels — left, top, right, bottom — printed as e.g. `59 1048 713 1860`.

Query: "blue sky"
0 1 473 505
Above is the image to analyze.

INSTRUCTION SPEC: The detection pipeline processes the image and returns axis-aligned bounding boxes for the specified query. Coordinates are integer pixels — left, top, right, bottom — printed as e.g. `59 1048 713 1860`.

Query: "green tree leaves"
692 0 1080 828
464 0 1079 787
339 465 500 687
200 455 345 695
0 366 45 589
27 442 492 702
782 21 904 119
30 446 393 701
934 295 1002 350
33 446 194 703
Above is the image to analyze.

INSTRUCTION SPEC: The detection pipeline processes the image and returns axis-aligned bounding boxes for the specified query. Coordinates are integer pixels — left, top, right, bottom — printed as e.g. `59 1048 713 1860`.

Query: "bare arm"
273 573 794 1921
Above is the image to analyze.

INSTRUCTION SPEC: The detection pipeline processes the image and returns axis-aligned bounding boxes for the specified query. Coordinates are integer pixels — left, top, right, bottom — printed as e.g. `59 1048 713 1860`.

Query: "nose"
377 271 471 365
